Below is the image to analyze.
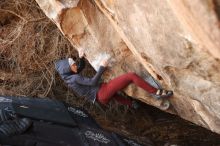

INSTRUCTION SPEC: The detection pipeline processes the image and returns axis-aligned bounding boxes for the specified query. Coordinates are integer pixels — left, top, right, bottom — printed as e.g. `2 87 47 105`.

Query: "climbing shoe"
151 89 173 99
0 118 32 137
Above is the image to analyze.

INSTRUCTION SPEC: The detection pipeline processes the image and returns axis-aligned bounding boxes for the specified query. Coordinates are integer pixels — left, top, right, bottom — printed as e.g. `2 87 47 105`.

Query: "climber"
55 49 173 108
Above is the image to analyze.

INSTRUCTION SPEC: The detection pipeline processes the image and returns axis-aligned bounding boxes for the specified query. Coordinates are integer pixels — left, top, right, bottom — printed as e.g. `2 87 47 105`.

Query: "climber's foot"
151 89 173 99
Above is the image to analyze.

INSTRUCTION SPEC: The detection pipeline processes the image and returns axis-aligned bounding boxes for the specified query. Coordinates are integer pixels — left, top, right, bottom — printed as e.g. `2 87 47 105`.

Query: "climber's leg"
97 72 157 104
151 89 173 99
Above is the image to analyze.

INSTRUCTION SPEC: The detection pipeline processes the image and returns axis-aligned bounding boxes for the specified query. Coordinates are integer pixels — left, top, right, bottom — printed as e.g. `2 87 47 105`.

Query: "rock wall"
35 0 220 134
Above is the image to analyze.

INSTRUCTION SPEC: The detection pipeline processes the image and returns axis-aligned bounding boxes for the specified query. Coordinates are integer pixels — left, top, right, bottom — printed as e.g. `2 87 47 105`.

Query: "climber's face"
70 63 78 73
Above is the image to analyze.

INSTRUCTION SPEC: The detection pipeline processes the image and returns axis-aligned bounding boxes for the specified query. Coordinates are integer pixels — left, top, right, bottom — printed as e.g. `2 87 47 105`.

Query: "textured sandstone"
35 0 220 134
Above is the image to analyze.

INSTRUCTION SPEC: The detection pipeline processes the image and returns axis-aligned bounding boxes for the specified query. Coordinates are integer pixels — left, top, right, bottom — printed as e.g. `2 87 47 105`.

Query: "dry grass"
0 0 79 98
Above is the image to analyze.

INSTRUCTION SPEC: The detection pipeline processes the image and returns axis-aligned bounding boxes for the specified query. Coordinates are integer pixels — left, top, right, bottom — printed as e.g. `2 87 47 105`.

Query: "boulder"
35 0 220 134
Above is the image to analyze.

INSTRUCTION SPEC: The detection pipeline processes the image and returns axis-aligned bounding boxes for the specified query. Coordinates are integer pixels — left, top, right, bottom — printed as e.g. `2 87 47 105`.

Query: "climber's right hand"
100 58 109 67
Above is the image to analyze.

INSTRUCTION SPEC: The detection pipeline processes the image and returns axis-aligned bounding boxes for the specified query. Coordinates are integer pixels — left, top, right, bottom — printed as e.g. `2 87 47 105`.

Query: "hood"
55 59 72 79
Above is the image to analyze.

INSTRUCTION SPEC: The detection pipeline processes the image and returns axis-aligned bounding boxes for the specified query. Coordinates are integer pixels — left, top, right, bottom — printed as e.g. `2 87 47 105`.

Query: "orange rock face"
35 0 220 134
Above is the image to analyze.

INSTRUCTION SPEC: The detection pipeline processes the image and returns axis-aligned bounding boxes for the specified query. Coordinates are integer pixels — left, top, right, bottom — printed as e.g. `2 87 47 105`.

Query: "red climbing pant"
97 72 157 106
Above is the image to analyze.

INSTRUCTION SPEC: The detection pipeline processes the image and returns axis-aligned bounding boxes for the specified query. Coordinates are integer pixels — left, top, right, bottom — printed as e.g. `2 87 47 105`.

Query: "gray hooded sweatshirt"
55 58 105 103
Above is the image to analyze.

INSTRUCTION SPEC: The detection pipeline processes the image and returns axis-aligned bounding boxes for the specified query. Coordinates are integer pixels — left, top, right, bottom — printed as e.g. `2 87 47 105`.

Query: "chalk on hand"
91 53 112 71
